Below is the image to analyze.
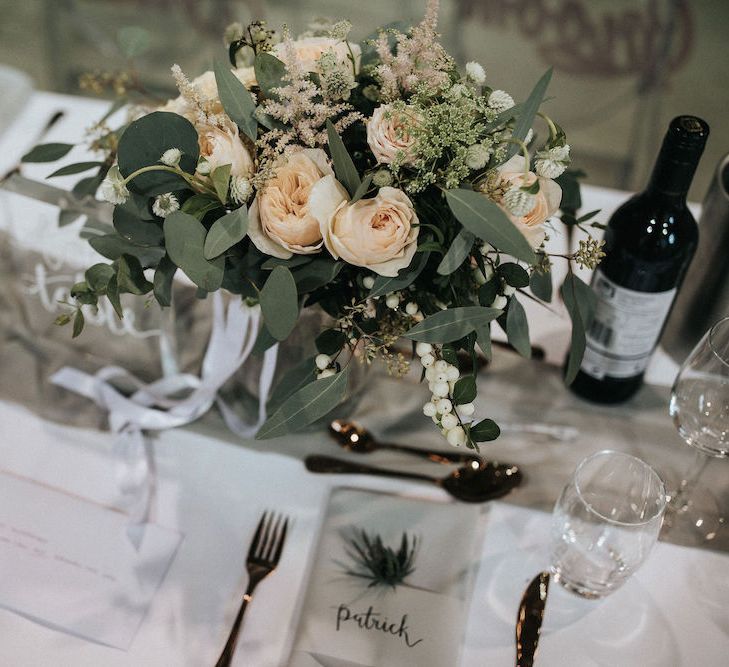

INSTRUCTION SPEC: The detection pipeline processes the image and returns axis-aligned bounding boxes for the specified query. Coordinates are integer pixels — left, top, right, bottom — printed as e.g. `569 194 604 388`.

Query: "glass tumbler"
550 450 667 599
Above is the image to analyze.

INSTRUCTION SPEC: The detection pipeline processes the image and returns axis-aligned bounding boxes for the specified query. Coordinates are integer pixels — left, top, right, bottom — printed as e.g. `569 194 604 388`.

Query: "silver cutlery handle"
215 583 255 667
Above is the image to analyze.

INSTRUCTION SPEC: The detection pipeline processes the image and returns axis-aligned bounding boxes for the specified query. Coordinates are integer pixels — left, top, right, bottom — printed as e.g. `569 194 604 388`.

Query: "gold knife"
515 571 550 667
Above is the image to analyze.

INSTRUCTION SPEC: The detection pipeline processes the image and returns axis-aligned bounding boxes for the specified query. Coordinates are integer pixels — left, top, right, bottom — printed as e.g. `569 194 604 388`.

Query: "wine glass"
667 316 729 540
550 450 666 599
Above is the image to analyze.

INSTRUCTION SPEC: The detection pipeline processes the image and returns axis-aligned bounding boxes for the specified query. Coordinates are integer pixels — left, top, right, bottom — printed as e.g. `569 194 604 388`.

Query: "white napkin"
288 487 487 667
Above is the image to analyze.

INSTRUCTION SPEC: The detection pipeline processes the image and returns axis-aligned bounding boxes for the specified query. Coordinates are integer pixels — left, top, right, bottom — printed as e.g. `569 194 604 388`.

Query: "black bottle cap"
649 116 710 195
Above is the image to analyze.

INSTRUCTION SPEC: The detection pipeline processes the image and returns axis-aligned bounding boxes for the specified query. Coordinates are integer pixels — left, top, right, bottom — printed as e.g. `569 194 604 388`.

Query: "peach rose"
273 38 361 74
367 105 418 165
248 149 333 258
496 155 562 249
198 118 255 178
309 177 419 276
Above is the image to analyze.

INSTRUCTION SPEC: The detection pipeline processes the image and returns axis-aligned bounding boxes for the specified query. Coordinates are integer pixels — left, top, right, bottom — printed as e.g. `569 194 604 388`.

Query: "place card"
0 470 182 649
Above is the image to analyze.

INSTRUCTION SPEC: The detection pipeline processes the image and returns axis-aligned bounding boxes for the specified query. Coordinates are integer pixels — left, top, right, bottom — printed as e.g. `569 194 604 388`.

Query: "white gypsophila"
535 159 566 179
503 187 536 216
230 175 253 204
152 193 180 218
549 144 570 161
465 61 486 84
160 148 182 166
100 165 129 205
488 90 515 113
465 143 492 170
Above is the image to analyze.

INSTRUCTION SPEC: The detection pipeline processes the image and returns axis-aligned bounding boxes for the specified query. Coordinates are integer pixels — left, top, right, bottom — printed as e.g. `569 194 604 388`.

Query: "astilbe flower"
258 35 362 174
374 0 454 102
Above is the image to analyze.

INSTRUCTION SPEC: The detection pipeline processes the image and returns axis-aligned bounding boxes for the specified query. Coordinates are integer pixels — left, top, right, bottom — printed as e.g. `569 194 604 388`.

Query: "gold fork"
215 511 289 667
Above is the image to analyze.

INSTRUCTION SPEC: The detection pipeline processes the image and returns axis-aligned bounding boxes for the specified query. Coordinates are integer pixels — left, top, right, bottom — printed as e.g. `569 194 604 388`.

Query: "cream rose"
367 105 418 165
309 177 419 276
495 155 562 249
273 38 361 74
198 118 255 178
248 149 333 258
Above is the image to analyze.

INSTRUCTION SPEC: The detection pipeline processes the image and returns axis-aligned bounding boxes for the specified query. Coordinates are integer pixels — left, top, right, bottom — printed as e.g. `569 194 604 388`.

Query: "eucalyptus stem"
122 164 218 197
505 138 531 176
537 111 558 142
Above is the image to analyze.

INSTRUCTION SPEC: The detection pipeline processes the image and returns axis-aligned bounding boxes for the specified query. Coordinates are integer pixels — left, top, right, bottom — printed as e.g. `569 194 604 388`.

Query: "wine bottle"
570 115 709 404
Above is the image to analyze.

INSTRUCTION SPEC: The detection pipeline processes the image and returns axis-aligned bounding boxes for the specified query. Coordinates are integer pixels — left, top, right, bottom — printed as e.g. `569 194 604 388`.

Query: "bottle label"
580 269 676 379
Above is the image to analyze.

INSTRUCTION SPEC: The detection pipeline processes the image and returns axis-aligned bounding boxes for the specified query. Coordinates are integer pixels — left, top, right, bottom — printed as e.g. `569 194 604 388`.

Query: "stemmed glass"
666 316 729 540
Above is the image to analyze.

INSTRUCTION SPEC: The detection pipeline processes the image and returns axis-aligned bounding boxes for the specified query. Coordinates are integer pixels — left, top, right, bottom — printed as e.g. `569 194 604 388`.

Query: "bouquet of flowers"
25 0 602 448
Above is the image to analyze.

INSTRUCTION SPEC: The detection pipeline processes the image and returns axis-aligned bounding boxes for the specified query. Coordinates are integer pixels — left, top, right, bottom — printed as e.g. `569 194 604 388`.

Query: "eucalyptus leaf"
505 68 552 160
72 172 105 198
369 251 430 299
266 356 318 413
153 254 176 307
259 265 299 341
498 262 530 288
561 273 597 385
437 229 475 275
478 279 499 307
445 189 536 264
292 258 343 293
470 418 500 442
182 193 222 220
530 265 552 303
163 211 224 291
204 206 248 259
256 366 351 439
211 164 231 204
72 309 85 338
261 255 311 270
326 119 360 197
117 112 198 195
254 52 286 98
88 233 165 267
85 264 115 292
47 161 103 178
106 276 123 318
316 329 347 355
117 254 153 295
113 203 164 246
214 60 258 141
22 143 74 163
452 376 477 405
404 306 501 343
475 323 492 361
505 296 531 358
350 173 373 204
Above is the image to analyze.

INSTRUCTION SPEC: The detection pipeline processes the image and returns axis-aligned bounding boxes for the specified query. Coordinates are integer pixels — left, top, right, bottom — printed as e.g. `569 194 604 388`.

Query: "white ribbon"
50 292 278 545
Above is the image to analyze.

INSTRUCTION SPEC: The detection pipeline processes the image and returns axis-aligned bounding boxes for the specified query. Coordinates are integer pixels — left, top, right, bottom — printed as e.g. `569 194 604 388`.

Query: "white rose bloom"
366 104 419 165
197 118 255 179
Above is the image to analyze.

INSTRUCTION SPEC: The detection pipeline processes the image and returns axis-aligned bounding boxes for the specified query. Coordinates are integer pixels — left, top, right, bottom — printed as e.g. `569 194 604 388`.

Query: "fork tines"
249 511 289 566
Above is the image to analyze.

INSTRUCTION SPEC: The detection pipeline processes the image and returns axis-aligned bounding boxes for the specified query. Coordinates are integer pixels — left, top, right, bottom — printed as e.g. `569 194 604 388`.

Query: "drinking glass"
666 316 729 539
550 450 667 599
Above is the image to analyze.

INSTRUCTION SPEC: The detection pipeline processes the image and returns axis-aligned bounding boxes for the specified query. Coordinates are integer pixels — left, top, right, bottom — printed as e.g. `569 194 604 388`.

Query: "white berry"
363 276 375 289
432 381 450 398
405 302 419 315
425 367 437 381
491 295 507 309
446 365 460 381
446 426 467 447
434 360 448 373
503 284 516 296
441 413 459 430
456 402 475 417
422 402 437 417
416 342 433 357
434 372 449 383
420 353 435 368
385 293 400 309
436 398 453 414
317 368 336 379
315 353 331 370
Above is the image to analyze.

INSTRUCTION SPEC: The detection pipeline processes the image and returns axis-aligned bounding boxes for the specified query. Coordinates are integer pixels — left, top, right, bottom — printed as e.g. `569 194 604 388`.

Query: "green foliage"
505 296 531 358
437 229 475 276
214 59 258 141
22 143 74 163
254 52 286 99
256 365 351 439
404 306 501 343
117 112 198 195
85 264 115 292
452 376 477 405
113 202 164 246
445 189 536 264
530 262 552 303
504 68 552 161
561 273 597 384
469 419 500 442
475 323 492 361
316 329 347 355
88 233 165 267
342 530 418 590
498 262 529 288
291 258 343 294
163 211 224 291
211 164 232 203
368 251 430 298
266 356 317 413
326 119 361 197
117 254 153 295
153 255 176 307
259 266 299 340
203 206 249 259
47 161 103 178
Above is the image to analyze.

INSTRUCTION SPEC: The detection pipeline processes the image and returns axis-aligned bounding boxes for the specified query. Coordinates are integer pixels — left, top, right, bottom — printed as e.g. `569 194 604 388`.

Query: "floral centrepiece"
32 1 604 449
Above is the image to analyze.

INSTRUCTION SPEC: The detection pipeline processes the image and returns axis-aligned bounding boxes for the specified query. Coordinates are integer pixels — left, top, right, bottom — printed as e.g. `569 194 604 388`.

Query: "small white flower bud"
152 193 180 218
423 402 437 417
465 143 492 170
160 148 182 166
405 302 419 316
446 426 467 447
385 293 400 309
315 353 331 370
416 342 433 357
436 398 453 414
465 61 487 84
491 295 507 309
363 276 375 289
372 169 393 187
420 353 435 368
432 381 450 398
441 413 459 430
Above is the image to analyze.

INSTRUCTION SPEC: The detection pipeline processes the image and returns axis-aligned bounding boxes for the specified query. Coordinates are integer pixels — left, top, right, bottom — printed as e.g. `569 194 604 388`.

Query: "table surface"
1 90 728 667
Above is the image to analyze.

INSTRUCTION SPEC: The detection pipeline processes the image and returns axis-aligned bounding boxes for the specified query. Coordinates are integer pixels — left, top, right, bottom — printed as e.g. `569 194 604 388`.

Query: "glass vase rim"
572 449 667 527
708 316 729 368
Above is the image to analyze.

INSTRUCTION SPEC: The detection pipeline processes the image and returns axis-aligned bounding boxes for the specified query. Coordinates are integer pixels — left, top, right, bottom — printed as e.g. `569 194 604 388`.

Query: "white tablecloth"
0 91 727 666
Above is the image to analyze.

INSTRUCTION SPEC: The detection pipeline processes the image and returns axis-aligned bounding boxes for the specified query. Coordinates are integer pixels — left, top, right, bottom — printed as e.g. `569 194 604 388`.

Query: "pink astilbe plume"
259 36 362 170
375 0 453 101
